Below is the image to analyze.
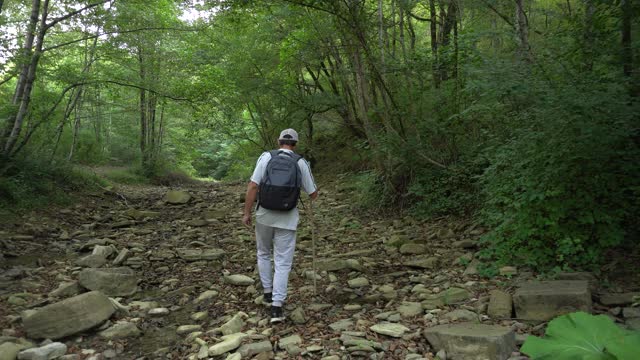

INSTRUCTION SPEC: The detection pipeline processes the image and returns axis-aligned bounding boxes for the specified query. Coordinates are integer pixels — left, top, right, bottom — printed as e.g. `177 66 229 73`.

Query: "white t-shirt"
250 149 317 230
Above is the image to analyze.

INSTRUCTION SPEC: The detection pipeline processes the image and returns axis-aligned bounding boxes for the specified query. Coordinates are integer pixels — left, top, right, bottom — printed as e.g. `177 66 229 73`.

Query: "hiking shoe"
270 305 285 323
262 293 272 304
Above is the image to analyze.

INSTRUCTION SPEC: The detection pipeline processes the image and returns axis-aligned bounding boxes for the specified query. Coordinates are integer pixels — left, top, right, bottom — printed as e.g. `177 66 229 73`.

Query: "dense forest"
1 0 638 274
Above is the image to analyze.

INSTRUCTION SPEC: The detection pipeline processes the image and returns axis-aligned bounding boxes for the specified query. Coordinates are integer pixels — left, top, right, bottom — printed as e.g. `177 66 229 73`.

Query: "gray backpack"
258 150 303 211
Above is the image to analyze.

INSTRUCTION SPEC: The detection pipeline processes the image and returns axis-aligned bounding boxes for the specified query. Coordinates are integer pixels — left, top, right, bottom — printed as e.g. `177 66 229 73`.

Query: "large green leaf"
521 312 640 360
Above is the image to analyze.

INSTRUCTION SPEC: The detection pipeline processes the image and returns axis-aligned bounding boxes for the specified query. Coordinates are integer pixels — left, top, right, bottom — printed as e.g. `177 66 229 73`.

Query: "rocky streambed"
1 179 639 359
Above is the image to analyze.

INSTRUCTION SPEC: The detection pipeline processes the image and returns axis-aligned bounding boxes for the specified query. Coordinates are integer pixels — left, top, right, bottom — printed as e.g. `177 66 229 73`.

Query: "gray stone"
623 307 640 319
599 292 640 306
22 291 115 340
0 342 25 360
399 244 427 255
17 342 67 360
290 307 307 324
308 303 332 312
279 334 302 350
92 245 115 258
191 311 208 321
329 319 354 332
176 248 204 261
316 259 350 272
164 190 191 204
437 228 455 239
112 249 130 266
177 325 201 335
555 272 598 291
129 301 158 311
220 312 246 335
58 356 79 360
195 290 218 303
200 249 226 260
424 323 516 360
421 288 471 308
369 323 410 338
404 257 438 269
443 309 478 322
626 318 640 331
238 341 272 358
197 345 208 359
208 333 247 356
499 266 517 276
78 267 138 296
348 277 369 288
48 282 81 299
148 308 169 316
224 274 255 286
225 354 241 360
98 322 141 339
454 240 477 249
487 290 512 319
397 302 423 318
463 260 480 276
514 281 591 321
74 254 107 268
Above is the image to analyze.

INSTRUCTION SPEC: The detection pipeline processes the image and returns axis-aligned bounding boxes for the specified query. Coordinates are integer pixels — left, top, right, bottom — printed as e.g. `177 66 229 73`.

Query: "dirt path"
0 179 637 359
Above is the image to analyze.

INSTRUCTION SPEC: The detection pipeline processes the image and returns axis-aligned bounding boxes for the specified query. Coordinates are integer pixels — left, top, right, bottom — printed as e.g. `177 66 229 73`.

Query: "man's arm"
243 181 258 227
299 158 318 201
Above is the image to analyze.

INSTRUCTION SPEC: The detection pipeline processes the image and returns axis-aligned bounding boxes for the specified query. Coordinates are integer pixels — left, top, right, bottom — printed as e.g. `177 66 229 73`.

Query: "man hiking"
243 128 318 323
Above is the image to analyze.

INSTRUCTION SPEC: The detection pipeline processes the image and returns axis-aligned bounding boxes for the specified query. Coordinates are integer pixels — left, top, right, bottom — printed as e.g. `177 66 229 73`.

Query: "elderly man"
243 128 318 323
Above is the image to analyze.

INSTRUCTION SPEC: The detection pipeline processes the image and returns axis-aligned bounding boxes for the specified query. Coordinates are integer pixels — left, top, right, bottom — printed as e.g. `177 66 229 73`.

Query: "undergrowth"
0 158 108 217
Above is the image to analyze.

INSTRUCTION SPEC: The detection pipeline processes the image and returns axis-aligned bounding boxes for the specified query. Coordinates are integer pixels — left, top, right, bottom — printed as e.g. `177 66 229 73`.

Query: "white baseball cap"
278 128 299 142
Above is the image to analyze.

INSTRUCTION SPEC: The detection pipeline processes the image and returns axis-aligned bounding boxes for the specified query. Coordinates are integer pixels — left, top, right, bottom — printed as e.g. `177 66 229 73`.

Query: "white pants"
255 222 296 307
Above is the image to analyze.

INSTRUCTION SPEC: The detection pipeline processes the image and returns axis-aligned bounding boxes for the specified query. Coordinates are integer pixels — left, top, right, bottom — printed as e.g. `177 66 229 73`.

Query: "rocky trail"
1 178 639 360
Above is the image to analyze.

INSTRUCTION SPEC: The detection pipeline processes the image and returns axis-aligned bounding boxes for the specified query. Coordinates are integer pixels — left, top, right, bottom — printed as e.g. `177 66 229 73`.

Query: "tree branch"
43 26 204 52
44 0 109 30
101 80 192 102
408 12 431 22
481 0 542 35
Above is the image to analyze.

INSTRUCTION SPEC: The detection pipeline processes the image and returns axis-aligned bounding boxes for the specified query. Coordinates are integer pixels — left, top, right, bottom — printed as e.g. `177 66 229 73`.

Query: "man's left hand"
242 214 252 228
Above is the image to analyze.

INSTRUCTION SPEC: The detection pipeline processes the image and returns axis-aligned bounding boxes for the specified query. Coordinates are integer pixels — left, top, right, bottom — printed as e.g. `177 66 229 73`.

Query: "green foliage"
479 79 640 270
521 312 640 360
476 262 499 278
98 167 147 185
408 163 480 217
338 170 389 210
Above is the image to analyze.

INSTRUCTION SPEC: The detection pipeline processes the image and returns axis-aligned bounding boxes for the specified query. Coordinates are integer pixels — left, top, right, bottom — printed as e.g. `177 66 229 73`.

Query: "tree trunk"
429 0 439 88
68 106 81 161
3 0 49 158
515 0 530 60
1 0 41 158
440 0 457 81
138 47 148 169
378 0 385 66
621 0 632 78
583 0 595 71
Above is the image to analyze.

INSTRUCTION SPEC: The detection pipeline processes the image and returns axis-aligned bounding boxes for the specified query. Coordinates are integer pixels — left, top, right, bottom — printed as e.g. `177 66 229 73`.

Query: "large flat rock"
514 280 591 321
22 291 115 340
78 267 138 296
423 323 515 360
177 248 225 261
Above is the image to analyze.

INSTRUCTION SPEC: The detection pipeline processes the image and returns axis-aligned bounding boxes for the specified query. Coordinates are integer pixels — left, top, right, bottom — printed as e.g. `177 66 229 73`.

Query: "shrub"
479 84 640 271
0 157 107 215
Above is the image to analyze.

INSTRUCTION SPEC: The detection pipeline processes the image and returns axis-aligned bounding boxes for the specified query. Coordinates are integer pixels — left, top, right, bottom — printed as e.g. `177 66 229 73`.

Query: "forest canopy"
0 0 638 272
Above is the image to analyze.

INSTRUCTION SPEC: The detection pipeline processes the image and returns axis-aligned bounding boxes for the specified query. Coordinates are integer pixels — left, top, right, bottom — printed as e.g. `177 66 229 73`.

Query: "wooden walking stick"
310 198 317 296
